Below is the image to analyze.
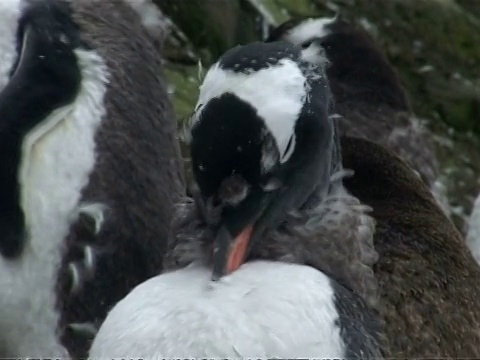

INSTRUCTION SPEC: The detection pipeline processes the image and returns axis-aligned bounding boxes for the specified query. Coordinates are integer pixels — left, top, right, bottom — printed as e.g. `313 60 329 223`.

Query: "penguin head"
266 15 339 49
0 0 84 105
266 15 410 111
187 40 336 279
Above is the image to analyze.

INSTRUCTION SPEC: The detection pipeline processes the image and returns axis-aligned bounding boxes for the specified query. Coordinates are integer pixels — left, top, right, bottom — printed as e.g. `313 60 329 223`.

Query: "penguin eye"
217 174 249 206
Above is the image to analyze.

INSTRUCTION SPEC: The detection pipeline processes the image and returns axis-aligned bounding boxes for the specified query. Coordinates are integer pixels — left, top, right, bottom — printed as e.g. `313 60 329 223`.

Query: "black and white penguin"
89 40 384 358
267 15 480 358
466 191 480 263
266 16 449 213
0 0 184 357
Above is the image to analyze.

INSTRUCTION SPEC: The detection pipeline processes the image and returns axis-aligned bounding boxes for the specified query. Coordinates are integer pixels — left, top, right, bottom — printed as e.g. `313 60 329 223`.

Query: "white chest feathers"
90 260 347 358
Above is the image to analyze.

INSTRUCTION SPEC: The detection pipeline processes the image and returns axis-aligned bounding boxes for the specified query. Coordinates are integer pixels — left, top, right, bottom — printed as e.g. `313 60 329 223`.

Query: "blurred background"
154 0 480 232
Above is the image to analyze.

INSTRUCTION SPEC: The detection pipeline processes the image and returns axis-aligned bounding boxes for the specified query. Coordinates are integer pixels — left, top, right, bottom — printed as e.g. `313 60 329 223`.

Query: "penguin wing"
328 277 385 359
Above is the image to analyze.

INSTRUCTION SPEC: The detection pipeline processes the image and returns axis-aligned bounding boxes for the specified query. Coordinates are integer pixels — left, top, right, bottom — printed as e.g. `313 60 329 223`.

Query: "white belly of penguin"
0 49 107 357
90 260 345 358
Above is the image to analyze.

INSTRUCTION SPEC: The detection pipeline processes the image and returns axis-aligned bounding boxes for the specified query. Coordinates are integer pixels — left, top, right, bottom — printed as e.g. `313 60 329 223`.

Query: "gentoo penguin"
266 16 446 210
466 191 480 263
267 15 480 357
0 0 184 357
90 41 384 358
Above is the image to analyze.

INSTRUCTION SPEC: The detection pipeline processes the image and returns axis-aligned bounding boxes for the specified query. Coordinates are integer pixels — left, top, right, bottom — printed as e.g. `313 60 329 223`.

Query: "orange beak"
211 224 254 280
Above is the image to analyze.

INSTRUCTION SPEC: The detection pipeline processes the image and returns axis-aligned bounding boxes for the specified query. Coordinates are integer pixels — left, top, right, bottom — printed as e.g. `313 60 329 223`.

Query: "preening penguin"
90 41 383 358
90 42 381 358
0 0 184 357
266 16 444 207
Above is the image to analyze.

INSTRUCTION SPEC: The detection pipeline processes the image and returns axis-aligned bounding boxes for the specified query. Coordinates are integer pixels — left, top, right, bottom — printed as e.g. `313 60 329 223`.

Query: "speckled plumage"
342 136 480 358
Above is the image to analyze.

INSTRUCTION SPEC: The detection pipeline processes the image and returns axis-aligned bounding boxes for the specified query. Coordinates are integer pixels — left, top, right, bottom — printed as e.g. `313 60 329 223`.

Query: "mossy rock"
249 0 320 23
431 122 480 230
164 64 199 121
162 0 480 136
297 0 480 135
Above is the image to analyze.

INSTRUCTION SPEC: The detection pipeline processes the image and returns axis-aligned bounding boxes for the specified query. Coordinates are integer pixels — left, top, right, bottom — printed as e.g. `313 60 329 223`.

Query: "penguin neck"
250 163 380 309
167 161 380 311
300 125 344 211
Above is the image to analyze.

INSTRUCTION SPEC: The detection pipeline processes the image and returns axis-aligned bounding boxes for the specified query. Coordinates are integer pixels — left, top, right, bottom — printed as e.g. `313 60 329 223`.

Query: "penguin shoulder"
342 136 480 357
